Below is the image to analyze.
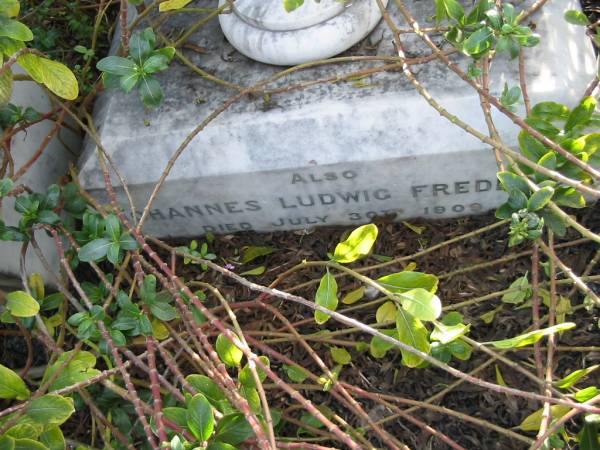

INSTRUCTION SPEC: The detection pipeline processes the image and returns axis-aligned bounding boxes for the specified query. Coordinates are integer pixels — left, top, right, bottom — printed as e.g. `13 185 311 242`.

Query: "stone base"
79 0 596 237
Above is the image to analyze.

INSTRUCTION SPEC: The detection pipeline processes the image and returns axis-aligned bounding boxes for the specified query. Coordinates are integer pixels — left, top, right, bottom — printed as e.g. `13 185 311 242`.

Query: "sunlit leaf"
487 323 575 349
342 286 365 305
399 288 442 321
519 405 571 431
215 334 243 368
314 272 338 324
332 224 378 263
395 309 430 368
187 393 214 441
6 290 39 317
0 363 29 400
555 365 599 389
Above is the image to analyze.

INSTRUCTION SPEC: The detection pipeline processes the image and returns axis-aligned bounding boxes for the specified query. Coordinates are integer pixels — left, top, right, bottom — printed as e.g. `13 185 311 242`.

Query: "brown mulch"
166 206 600 449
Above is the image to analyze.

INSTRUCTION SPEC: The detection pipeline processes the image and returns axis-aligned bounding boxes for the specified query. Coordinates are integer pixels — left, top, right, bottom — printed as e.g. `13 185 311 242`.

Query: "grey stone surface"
0 67 81 285
79 0 596 237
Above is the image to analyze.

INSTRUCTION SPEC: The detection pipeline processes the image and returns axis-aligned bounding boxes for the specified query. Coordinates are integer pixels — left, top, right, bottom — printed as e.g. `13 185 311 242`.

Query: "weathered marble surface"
219 0 389 65
79 0 596 237
0 68 81 285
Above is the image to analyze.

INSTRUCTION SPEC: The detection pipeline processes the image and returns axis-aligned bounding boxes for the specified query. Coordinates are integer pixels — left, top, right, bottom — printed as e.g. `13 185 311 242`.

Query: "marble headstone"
79 0 596 237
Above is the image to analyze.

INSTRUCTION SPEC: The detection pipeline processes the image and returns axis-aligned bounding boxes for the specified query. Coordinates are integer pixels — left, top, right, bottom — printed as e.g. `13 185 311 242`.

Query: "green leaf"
314 272 338 324
555 365 599 389
565 97 597 131
497 171 529 194
207 443 237 450
463 26 493 55
41 350 100 391
539 209 566 237
78 238 111 262
519 131 548 162
376 301 397 324
330 347 351 365
6 290 39 317
119 72 139 93
187 393 214 441
579 414 600 450
575 387 599 403
527 186 554 211
0 177 13 196
342 286 365 305
119 233 138 250
442 0 465 21
554 187 585 208
332 224 378 263
186 374 227 406
214 413 253 445
163 407 188 427
500 83 521 107
238 356 269 388
26 394 74 425
377 271 438 293
399 288 442 321
129 28 155 64
487 322 575 349
0 436 14 450
564 9 590 26
395 309 430 367
18 54 78 100
283 0 304 12
241 246 277 264
12 439 47 450
138 75 163 107
502 275 531 304
240 266 265 276
531 101 570 121
158 0 193 12
0 363 30 400
0 17 32 41
519 405 571 431
142 54 170 74
39 427 65 450
215 334 243 367
96 56 137 76
369 329 399 359
283 364 309 382
431 320 470 344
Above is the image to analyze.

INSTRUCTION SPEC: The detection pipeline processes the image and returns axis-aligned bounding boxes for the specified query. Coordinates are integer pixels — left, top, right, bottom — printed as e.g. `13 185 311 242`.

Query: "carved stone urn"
218 0 389 66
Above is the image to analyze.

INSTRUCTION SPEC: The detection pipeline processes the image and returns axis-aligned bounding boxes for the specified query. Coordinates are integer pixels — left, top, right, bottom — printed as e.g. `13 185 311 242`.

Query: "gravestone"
78 0 596 237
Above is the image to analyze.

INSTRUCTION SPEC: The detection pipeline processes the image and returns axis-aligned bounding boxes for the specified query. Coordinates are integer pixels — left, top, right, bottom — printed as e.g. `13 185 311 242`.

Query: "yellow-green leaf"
6 290 39 317
495 365 507 386
0 0 20 17
342 286 364 305
18 54 78 100
240 266 266 276
487 323 575 349
395 309 430 368
377 271 439 294
0 363 30 400
399 288 442 322
332 224 378 263
555 365 600 389
519 405 571 431
330 347 351 365
151 319 169 340
376 301 396 324
26 395 74 425
159 0 193 12
314 272 338 324
215 334 243 367
0 67 12 106
27 273 45 300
